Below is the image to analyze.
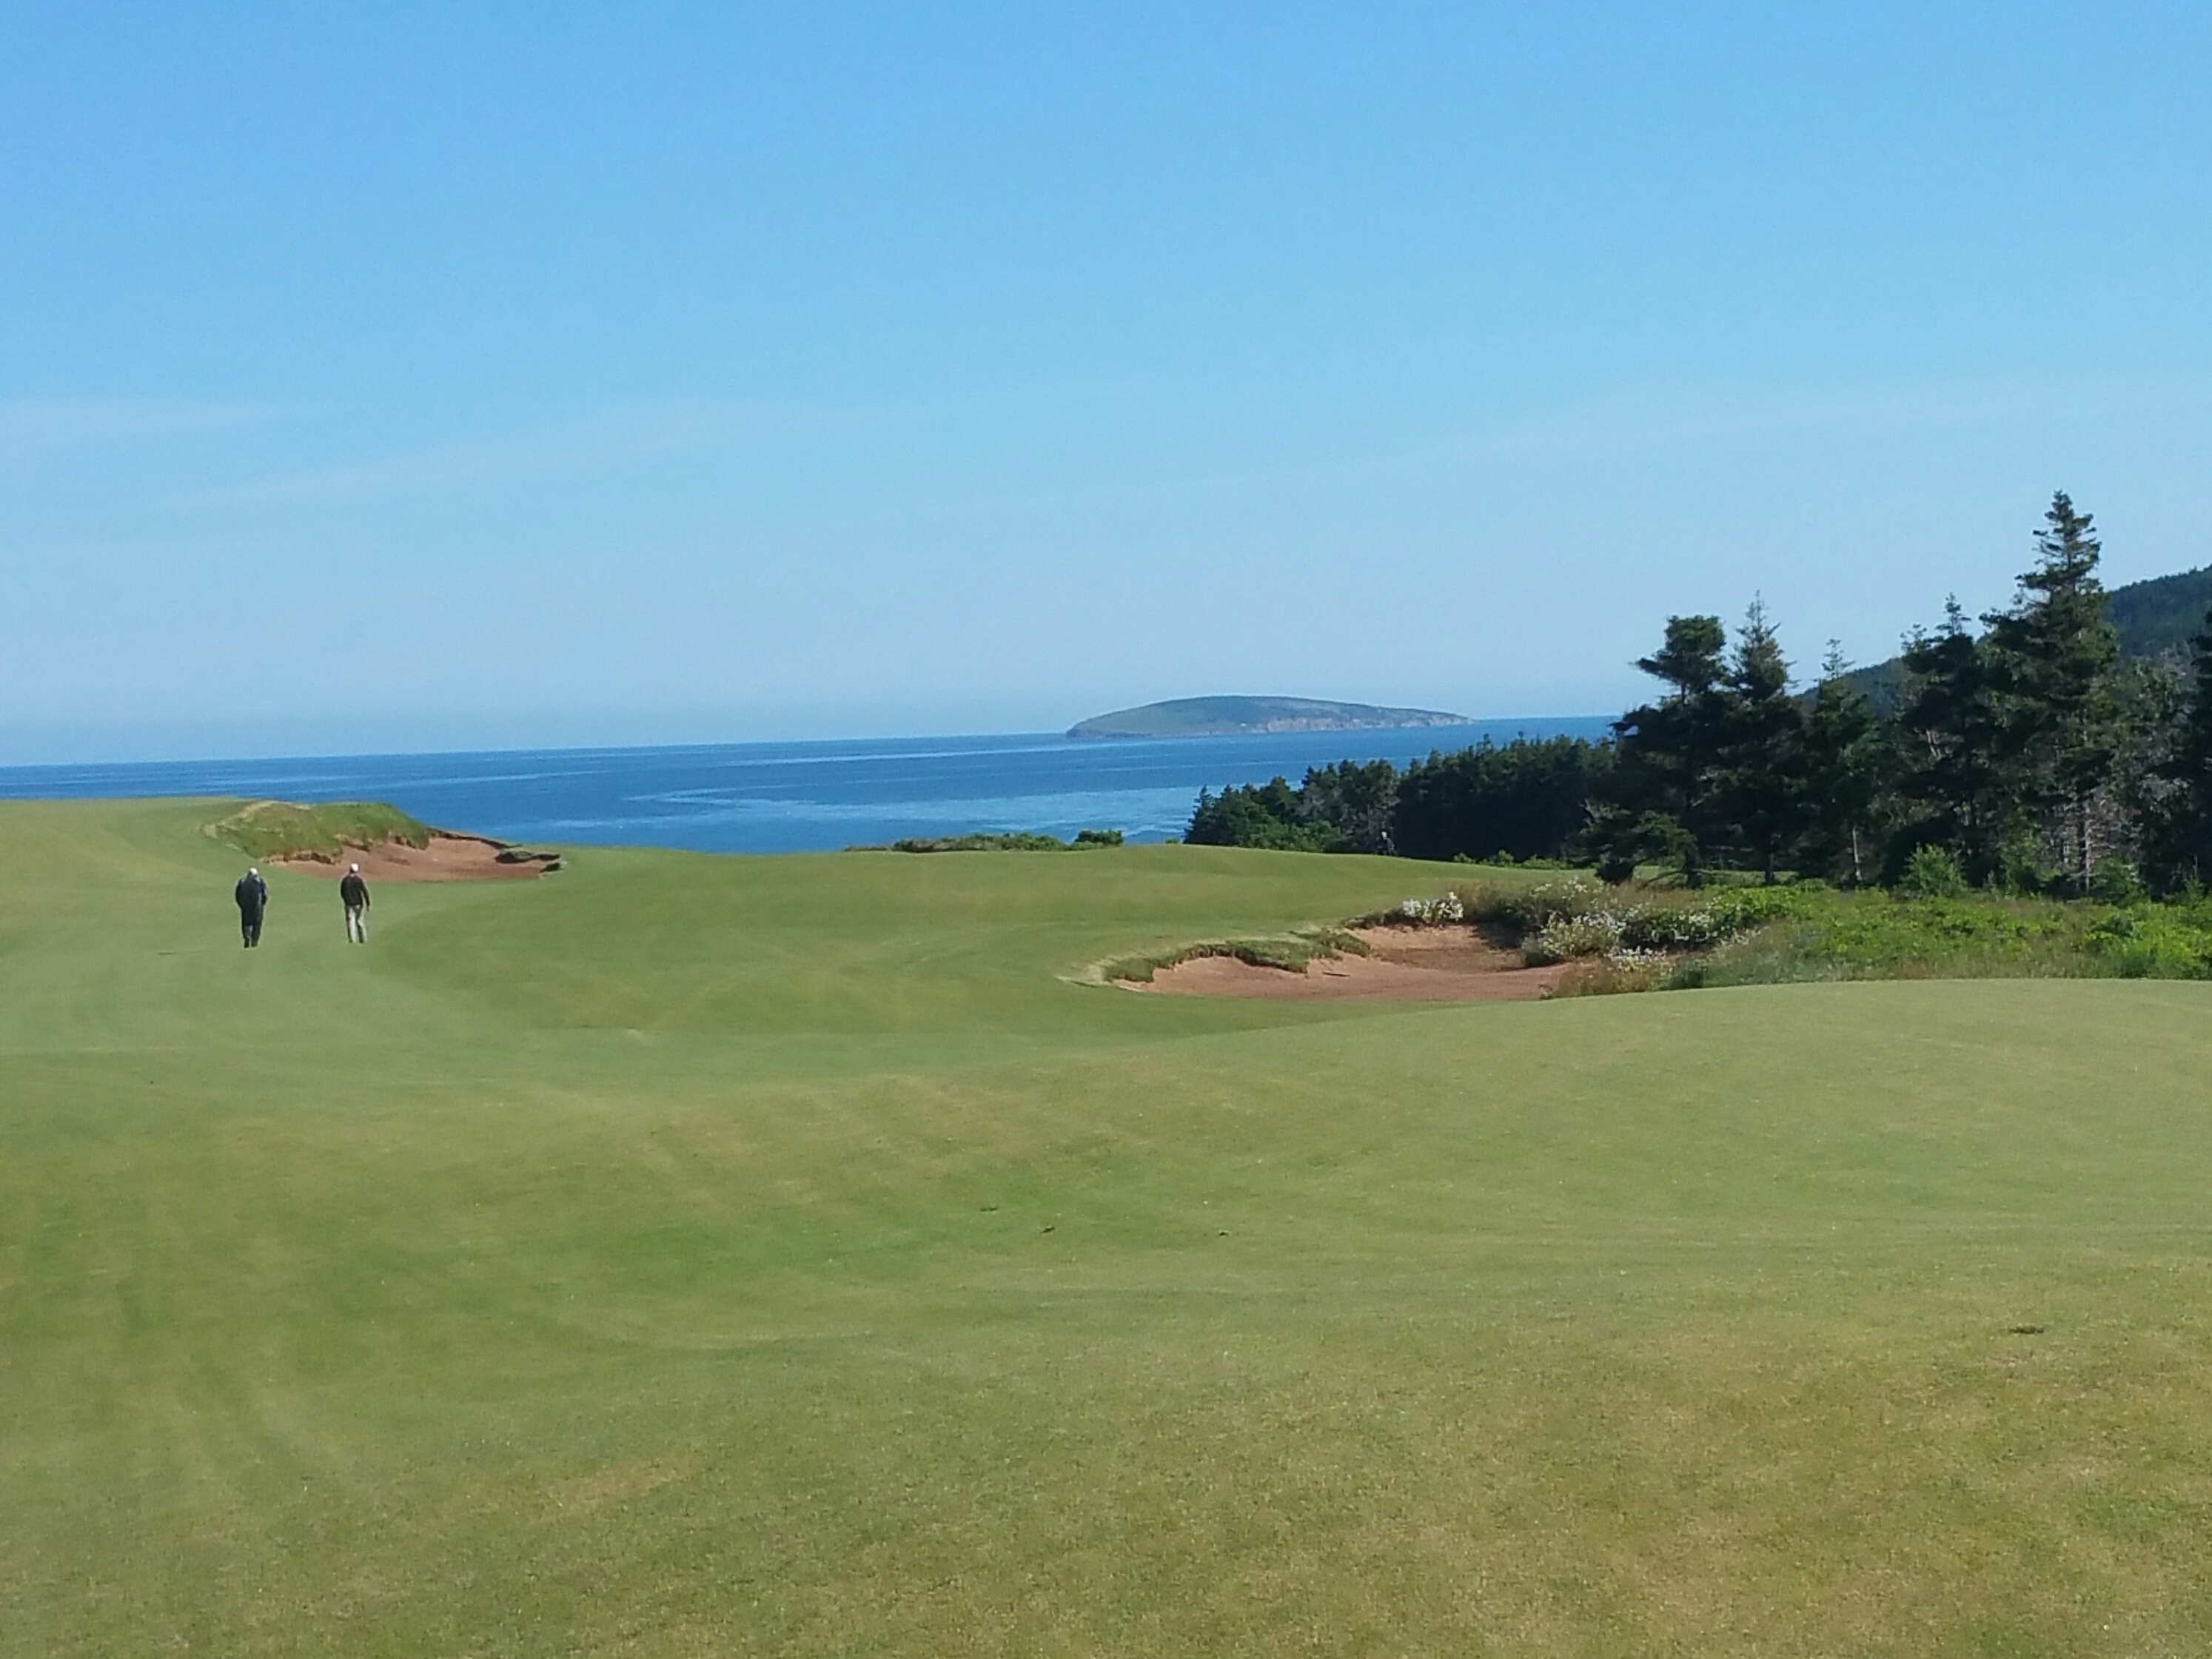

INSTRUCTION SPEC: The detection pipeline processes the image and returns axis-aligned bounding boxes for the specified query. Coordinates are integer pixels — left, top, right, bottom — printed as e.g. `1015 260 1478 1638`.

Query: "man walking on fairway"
235 866 268 948
340 862 371 944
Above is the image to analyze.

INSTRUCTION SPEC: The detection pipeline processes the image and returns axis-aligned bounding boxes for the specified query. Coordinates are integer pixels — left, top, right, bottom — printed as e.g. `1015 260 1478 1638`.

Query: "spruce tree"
1612 614 1730 882
1893 597 2016 884
1982 492 2120 887
1713 597 1802 882
1796 643 1882 884
2147 606 2212 888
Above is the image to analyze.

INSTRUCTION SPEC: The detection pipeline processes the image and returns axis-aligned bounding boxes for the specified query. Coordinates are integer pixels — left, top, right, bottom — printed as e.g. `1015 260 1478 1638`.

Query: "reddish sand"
1126 924 1566 1002
274 834 559 883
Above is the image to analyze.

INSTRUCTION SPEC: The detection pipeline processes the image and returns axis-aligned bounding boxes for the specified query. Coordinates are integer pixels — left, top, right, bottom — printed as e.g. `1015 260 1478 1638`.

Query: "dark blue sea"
0 720 1611 854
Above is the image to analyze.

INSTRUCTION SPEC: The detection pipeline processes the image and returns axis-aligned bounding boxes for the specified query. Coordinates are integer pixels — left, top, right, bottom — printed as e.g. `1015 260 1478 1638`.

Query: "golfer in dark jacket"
235 867 268 948
340 863 371 944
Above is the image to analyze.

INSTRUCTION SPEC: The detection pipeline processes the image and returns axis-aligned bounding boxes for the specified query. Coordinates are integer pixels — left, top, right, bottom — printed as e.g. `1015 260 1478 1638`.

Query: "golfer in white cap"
339 862 371 944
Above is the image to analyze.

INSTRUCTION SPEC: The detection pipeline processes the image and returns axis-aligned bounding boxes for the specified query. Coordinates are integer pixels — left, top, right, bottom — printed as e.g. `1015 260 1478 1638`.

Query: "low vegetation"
1389 870 2212 993
208 798 432 861
1100 925 1369 983
871 827 1125 852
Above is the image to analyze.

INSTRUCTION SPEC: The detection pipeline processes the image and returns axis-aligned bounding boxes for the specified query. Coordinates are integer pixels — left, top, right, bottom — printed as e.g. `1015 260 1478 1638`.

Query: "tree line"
1187 492 2212 895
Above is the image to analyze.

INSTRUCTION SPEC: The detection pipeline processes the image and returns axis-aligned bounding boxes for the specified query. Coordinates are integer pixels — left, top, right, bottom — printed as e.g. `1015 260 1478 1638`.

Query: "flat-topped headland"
1068 694 1469 740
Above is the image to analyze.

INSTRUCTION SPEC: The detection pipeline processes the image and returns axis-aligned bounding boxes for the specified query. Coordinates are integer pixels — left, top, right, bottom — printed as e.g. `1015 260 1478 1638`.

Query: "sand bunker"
1127 925 1566 1002
274 833 560 883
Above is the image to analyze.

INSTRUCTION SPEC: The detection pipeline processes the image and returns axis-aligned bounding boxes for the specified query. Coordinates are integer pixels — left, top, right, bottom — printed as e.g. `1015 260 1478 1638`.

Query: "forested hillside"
1846 560 2212 711
2105 563 2212 657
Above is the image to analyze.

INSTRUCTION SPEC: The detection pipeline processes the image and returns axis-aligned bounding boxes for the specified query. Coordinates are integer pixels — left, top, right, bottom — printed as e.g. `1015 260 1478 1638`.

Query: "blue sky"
4 3 2210 761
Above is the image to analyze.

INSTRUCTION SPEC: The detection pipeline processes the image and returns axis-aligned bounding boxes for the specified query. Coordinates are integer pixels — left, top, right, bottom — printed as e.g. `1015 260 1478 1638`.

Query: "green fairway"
4 797 2211 1656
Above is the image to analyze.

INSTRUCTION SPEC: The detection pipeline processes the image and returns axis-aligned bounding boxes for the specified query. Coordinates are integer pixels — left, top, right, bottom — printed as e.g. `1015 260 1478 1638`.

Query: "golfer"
340 863 371 944
234 866 269 948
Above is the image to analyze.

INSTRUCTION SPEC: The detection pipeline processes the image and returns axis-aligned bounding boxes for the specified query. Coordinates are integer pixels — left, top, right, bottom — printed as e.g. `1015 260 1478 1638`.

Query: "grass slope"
4 798 2211 1656
210 797 433 860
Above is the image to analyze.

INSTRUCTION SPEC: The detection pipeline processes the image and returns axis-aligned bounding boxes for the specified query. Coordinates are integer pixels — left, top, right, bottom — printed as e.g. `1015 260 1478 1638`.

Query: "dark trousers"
240 910 264 947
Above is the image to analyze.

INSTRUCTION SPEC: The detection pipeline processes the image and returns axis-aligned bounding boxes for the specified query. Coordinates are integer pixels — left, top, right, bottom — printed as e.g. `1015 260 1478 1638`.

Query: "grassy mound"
208 798 433 862
6 799 2212 1655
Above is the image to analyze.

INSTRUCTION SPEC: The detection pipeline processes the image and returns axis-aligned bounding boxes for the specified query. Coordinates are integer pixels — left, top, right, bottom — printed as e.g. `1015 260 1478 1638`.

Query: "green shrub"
1184 780 1340 851
2088 857 2146 905
2087 908 2212 978
1895 845 1968 899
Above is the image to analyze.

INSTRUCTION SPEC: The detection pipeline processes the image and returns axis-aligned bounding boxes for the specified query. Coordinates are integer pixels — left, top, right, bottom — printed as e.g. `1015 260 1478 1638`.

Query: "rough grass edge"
1093 928 1372 985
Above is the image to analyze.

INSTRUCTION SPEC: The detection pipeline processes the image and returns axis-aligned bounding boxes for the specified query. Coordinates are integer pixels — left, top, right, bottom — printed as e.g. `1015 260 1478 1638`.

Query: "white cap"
349 862 360 873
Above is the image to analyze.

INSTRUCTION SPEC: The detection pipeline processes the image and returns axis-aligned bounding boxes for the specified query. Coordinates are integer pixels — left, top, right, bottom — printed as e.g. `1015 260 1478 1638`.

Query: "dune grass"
4 797 2211 1656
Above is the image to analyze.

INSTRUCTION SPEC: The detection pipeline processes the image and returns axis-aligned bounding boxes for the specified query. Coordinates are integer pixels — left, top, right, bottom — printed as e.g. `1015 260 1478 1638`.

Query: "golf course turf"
4 797 2210 1655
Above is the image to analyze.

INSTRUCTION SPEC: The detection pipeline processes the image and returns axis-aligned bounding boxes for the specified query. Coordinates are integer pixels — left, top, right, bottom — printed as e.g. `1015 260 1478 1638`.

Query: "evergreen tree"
1712 597 1803 882
1610 614 1730 882
2144 606 2212 889
1390 737 1607 863
1297 759 1399 854
1892 597 2017 884
1635 614 1728 700
1184 779 1335 851
1982 492 2121 887
1795 643 1883 884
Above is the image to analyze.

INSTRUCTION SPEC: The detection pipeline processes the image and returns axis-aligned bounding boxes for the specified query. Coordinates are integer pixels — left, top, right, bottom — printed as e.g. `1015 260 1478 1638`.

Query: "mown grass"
4 798 2212 1656
209 797 433 861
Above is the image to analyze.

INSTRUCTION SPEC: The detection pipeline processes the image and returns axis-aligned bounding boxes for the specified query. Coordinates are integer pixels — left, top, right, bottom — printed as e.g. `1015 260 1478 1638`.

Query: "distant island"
1068 695 1470 740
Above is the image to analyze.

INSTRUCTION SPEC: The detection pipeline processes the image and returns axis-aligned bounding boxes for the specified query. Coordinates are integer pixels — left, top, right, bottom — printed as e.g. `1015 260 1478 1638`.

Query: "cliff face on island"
1067 695 1469 740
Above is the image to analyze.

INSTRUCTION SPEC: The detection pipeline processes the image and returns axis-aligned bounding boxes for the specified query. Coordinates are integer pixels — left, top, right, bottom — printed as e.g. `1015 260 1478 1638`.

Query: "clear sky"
4 3 2210 762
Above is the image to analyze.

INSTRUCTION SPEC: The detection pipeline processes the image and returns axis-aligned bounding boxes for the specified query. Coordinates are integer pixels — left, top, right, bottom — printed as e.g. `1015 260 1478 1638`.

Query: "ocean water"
0 720 1611 854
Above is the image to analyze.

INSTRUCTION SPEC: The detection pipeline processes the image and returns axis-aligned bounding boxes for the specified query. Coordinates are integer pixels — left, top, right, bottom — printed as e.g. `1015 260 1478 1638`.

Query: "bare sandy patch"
274 833 560 883
1127 925 1566 1002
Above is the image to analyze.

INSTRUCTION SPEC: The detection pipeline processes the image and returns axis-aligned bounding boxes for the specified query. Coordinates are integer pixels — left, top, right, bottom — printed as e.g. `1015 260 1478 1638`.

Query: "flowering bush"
1524 911 1626 964
1397 893 1466 925
1621 905 1730 949
1623 885 1814 946
1497 877 1608 933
